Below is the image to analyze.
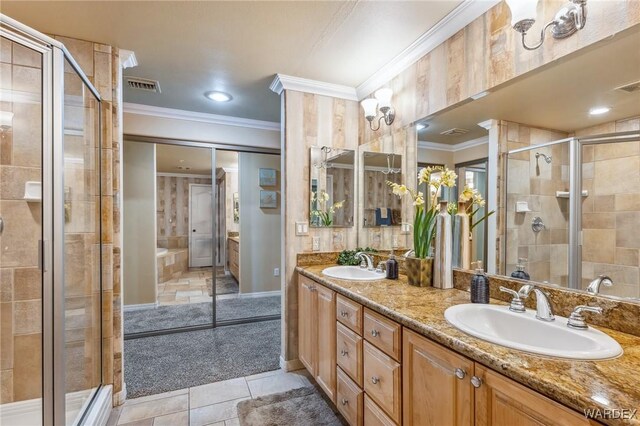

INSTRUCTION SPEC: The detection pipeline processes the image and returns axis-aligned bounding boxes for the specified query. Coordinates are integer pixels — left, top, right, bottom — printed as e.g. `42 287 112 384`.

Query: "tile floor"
107 368 312 426
157 267 240 306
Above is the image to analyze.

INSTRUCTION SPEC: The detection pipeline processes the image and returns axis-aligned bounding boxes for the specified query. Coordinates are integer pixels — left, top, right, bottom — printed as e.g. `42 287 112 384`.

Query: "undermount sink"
322 266 384 281
444 304 622 360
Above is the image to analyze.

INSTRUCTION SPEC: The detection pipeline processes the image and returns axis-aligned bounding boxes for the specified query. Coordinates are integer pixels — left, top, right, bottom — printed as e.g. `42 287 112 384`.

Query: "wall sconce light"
505 0 587 51
361 88 395 131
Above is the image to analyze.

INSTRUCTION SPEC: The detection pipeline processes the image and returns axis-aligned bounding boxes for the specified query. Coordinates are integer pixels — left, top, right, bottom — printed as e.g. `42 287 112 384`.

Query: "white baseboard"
279 356 303 372
123 302 158 312
82 385 113 426
238 290 281 299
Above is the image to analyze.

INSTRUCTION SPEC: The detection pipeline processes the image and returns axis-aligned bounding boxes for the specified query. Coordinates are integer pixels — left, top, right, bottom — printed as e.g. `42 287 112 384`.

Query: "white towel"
379 208 388 219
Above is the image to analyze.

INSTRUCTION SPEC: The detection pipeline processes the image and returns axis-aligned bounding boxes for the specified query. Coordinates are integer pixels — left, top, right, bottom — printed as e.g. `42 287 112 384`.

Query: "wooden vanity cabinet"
403 329 473 426
298 275 337 402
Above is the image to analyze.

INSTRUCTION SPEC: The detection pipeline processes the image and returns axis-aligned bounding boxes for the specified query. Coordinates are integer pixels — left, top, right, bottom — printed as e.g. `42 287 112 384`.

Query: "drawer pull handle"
371 376 380 385
455 368 466 379
341 398 349 406
471 376 482 388
370 329 380 337
341 349 349 357
340 311 349 317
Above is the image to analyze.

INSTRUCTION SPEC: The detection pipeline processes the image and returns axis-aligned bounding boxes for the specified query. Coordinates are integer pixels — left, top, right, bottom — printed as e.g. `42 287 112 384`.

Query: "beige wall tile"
0 302 13 370
0 269 12 302
13 300 41 335
0 369 13 403
13 267 40 301
12 333 41 401
12 44 40 68
616 248 639 267
616 212 640 249
583 229 616 263
615 194 640 211
594 156 640 195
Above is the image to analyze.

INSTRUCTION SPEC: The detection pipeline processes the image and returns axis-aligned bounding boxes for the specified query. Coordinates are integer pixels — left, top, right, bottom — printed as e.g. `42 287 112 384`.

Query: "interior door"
189 184 213 267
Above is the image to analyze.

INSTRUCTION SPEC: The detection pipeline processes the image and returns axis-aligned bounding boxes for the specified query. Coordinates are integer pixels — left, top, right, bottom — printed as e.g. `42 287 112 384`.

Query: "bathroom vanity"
228 236 240 281
296 265 640 426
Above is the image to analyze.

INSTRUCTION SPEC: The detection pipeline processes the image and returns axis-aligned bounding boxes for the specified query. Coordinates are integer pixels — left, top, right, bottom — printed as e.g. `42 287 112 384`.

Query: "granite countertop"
297 264 640 425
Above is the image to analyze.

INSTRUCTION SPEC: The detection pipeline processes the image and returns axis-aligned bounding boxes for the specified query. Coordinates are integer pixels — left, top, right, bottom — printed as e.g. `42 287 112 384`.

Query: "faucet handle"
567 305 603 329
376 262 386 274
499 286 526 313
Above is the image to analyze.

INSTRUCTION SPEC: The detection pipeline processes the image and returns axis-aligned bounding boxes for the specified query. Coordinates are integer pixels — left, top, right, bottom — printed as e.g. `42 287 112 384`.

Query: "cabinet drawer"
337 322 363 387
364 341 401 424
337 295 363 334
364 394 397 426
336 367 363 426
364 308 401 361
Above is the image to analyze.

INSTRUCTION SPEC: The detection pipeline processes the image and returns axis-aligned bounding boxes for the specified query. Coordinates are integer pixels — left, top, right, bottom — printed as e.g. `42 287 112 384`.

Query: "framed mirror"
309 147 355 227
361 152 403 228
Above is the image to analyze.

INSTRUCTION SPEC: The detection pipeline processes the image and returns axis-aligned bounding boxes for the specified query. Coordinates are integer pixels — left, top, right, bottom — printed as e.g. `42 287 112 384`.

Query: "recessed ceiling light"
416 123 428 131
205 91 232 102
589 106 610 115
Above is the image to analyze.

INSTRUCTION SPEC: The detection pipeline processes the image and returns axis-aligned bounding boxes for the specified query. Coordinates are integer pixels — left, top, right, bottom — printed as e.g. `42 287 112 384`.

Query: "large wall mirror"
362 152 403 228
309 146 355 227
410 25 640 302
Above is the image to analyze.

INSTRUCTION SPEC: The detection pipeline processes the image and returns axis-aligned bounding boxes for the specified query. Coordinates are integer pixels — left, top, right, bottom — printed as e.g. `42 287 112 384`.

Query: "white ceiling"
418 25 640 145
2 1 462 122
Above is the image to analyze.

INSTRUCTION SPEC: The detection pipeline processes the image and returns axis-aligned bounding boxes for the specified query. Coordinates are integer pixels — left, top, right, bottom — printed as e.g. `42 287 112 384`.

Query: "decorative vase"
452 201 471 270
405 256 434 287
434 200 453 289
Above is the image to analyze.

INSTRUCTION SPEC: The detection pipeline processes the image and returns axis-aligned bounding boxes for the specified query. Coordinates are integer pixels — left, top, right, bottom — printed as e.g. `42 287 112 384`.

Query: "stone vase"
434 200 453 289
405 256 434 287
453 201 471 270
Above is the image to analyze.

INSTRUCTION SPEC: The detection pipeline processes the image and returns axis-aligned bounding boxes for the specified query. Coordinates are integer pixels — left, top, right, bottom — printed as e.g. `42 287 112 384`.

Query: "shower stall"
505 130 640 300
1 16 108 425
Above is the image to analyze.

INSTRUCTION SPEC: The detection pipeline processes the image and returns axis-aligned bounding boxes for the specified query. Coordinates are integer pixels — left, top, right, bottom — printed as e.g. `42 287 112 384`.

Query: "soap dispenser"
386 252 399 280
511 258 531 280
471 261 490 304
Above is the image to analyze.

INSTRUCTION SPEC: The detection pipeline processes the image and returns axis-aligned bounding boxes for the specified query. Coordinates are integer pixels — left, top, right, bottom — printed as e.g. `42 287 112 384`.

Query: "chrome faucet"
355 252 374 271
500 284 554 321
586 275 613 295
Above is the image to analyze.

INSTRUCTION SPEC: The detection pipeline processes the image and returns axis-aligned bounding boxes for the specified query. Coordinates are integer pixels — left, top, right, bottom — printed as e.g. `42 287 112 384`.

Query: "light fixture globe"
505 0 539 33
374 88 393 112
360 98 379 121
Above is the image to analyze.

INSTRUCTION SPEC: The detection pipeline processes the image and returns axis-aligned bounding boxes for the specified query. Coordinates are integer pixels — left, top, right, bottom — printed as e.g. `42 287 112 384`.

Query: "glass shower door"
0 35 44 425
62 57 102 425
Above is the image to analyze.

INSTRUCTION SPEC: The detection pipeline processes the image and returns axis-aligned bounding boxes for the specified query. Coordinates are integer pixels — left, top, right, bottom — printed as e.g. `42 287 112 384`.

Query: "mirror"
410 25 640 301
361 152 403 228
233 192 239 223
309 147 355 227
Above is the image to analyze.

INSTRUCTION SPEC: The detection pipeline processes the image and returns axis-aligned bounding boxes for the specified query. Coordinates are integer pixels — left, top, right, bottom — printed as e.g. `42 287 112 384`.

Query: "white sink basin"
444 304 622 360
322 266 384 281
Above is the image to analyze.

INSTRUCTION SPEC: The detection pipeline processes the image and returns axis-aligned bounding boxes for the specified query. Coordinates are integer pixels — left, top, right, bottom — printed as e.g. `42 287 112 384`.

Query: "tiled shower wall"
503 121 570 284
156 175 212 249
575 117 640 298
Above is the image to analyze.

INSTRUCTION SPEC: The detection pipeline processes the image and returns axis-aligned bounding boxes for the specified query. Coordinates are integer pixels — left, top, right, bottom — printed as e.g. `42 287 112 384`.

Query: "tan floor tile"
153 410 189 426
189 398 248 426
118 394 188 424
224 418 240 426
125 388 188 406
190 378 250 409
246 371 308 398
244 368 283 382
120 420 153 426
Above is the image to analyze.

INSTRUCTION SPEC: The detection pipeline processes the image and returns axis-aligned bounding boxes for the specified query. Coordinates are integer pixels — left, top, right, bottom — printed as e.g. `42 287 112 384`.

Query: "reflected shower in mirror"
362 152 403 228
309 146 355 227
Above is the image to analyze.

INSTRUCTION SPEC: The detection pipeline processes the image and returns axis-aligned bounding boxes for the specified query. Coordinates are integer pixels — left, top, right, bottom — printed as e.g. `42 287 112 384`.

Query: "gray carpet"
124 320 281 398
210 275 240 295
237 386 346 426
124 296 281 334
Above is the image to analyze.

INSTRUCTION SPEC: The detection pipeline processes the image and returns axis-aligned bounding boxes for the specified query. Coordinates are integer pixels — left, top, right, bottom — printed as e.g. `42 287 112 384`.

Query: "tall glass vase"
453 201 471 270
434 200 453 288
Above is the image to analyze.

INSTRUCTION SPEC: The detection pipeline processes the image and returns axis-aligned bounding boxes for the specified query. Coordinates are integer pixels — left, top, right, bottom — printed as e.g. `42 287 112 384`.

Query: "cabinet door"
316 284 337 402
298 276 317 376
474 365 598 426
403 329 474 426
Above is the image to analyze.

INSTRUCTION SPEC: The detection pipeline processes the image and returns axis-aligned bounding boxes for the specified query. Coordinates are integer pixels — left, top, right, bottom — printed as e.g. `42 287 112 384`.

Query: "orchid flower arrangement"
311 190 345 227
387 166 457 259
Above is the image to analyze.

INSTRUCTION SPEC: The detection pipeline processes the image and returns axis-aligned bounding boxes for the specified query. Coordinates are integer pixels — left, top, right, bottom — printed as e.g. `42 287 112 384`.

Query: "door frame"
188 183 214 268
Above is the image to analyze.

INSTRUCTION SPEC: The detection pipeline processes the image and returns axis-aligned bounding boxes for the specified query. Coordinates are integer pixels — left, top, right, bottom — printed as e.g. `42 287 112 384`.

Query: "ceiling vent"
615 80 640 93
125 76 161 93
440 128 469 136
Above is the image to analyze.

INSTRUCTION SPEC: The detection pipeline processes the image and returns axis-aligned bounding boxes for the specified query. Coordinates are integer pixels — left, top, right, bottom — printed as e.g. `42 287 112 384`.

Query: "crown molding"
123 102 280 131
418 136 488 153
270 74 358 101
477 119 497 130
120 49 138 69
355 0 501 99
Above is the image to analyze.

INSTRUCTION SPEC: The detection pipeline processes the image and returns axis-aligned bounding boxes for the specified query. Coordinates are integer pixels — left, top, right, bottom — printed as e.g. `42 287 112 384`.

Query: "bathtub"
157 247 168 256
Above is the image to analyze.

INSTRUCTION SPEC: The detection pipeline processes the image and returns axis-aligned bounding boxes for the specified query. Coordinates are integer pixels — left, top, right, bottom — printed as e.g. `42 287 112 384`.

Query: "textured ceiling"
2 1 462 122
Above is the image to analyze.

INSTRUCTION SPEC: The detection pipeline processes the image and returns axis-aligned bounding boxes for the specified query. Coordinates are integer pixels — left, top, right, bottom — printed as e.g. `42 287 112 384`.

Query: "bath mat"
237 386 346 426
207 275 240 295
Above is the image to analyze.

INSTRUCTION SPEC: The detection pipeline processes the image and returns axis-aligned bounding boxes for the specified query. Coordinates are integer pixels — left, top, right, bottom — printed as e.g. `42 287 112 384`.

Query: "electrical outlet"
295 221 309 236
312 236 320 251
273 268 280 276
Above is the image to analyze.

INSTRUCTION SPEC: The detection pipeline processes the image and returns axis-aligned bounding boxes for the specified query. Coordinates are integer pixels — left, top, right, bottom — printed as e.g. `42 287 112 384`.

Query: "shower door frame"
1 14 106 426
505 130 640 291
